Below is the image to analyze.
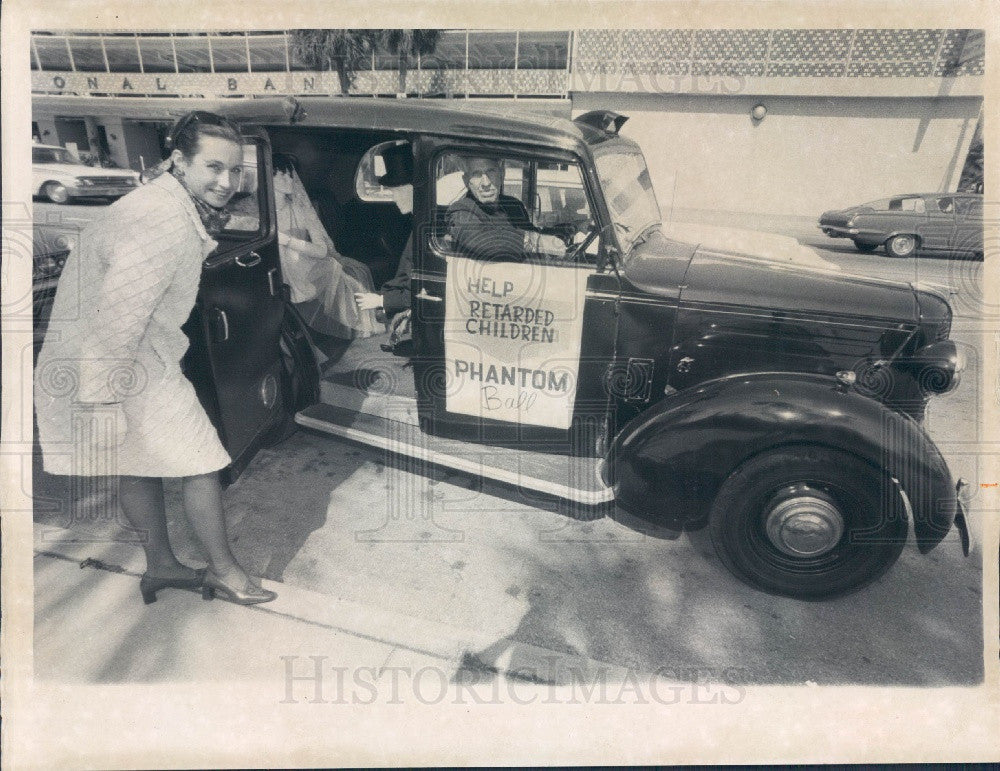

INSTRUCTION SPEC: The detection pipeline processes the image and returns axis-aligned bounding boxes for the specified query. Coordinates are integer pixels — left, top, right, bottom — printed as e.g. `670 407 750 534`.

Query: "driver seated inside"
446 156 570 262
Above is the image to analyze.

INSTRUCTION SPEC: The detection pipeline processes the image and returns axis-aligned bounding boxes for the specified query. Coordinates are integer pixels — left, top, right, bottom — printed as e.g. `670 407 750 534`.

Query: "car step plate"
295 401 614 507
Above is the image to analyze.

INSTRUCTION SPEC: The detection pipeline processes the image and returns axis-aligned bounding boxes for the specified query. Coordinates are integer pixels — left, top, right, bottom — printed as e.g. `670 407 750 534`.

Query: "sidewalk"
667 206 823 244
33 523 632 687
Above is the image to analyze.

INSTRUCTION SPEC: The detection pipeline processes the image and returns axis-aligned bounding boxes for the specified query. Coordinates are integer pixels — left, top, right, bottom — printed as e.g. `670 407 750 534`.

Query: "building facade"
31 29 983 217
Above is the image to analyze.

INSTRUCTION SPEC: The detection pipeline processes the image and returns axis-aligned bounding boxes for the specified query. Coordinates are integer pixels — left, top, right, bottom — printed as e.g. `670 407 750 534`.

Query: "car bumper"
818 224 860 237
953 478 974 556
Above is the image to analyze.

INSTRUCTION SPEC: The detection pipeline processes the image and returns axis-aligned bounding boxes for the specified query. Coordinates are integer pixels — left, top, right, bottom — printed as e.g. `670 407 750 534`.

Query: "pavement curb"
34 523 631 685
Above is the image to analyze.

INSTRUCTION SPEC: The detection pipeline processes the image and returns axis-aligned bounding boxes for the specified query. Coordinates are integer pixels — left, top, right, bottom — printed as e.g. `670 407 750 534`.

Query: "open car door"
408 139 621 488
291 135 619 509
182 128 289 483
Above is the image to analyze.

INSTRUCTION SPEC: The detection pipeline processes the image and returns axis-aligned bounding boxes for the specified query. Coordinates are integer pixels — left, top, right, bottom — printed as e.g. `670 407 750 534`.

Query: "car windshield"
593 147 661 253
33 147 73 164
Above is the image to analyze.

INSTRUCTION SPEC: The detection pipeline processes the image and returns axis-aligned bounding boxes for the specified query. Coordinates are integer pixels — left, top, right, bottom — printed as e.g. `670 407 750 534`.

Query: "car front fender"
605 372 956 552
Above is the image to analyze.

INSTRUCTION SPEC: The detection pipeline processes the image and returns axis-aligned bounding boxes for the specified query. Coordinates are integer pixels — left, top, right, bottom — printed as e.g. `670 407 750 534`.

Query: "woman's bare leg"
180 472 250 585
118 475 198 579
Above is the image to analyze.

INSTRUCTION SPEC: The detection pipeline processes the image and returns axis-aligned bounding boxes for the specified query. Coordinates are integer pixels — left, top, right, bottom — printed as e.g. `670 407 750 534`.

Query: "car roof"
33 95 630 153
31 94 641 158
288 98 619 155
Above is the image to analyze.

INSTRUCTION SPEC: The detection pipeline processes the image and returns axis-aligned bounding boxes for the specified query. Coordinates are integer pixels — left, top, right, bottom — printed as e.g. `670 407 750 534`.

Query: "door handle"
267 267 278 297
235 251 262 268
212 308 230 342
416 287 442 302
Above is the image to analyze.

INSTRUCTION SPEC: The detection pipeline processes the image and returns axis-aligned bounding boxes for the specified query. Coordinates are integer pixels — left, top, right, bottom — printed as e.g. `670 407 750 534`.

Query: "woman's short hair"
166 111 243 159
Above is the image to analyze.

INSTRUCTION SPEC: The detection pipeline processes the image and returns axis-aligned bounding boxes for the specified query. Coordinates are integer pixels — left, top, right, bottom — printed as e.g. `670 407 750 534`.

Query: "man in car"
446 155 568 262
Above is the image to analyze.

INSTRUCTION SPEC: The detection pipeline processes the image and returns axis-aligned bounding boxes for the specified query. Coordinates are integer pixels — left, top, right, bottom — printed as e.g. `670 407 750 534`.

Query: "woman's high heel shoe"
140 567 207 605
201 571 277 605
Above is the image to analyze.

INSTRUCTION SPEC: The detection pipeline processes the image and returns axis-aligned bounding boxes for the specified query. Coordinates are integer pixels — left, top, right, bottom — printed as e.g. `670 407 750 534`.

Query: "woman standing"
35 111 275 605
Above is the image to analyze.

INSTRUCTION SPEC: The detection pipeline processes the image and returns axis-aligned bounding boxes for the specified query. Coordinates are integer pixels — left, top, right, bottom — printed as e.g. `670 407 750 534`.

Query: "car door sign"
444 255 589 429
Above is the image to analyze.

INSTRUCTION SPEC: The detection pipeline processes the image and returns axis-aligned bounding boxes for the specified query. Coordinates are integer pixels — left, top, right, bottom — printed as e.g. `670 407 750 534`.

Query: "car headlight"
846 216 857 227
911 340 964 395
75 177 92 186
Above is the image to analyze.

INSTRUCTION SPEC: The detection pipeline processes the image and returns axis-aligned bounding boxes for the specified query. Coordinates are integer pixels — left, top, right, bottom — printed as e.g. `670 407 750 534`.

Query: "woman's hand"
354 292 383 311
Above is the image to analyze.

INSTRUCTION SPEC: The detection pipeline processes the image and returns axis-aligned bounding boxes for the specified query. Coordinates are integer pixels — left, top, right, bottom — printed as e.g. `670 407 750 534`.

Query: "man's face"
463 158 502 205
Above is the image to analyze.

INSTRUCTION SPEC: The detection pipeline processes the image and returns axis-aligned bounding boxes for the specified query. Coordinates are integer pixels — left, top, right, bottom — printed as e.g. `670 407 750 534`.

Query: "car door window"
219 142 264 236
933 196 955 214
887 197 924 213
433 152 597 264
954 197 982 219
534 161 598 259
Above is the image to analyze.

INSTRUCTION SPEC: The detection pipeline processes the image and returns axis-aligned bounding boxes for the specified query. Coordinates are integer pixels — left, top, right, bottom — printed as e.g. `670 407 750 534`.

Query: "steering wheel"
549 222 579 247
564 225 600 262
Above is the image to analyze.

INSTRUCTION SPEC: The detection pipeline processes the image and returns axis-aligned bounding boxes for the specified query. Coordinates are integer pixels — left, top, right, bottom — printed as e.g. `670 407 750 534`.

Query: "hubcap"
892 235 915 254
763 484 845 558
46 183 67 203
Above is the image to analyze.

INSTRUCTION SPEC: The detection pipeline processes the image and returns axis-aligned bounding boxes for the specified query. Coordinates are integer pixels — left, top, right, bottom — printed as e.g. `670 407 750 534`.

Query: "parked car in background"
819 193 983 259
32 144 139 203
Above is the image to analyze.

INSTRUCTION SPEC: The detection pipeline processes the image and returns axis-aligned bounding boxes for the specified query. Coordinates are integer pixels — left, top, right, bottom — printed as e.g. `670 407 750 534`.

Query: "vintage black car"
117 96 969 600
819 192 984 258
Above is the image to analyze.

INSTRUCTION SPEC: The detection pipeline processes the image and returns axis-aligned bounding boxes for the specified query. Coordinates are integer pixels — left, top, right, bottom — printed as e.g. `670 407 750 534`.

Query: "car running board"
295 402 615 506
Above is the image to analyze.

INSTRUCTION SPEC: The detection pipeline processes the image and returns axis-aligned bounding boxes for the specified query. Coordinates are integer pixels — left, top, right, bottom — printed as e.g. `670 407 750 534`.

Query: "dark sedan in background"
819 193 983 259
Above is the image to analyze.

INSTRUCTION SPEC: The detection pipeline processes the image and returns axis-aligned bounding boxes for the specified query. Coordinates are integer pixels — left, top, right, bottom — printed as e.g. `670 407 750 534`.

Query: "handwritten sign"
444 256 589 430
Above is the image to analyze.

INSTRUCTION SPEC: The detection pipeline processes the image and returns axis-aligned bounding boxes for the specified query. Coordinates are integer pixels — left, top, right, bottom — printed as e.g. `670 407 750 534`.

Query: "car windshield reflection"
33 147 74 164
593 147 661 253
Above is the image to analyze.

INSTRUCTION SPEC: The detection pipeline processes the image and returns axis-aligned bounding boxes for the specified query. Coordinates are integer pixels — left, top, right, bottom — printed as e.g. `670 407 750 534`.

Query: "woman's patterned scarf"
144 159 232 236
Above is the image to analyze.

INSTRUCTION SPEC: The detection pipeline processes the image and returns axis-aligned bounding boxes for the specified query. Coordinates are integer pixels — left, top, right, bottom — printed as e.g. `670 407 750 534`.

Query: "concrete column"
35 119 59 145
83 117 101 154
96 117 131 170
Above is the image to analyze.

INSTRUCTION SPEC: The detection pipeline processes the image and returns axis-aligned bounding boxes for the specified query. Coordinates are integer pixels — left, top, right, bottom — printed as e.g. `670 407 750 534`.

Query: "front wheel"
885 234 918 258
708 447 906 599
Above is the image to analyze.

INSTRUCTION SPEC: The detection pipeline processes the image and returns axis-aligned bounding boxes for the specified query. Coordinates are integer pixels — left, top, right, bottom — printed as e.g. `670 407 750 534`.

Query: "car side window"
433 152 598 264
534 162 596 254
220 141 264 236
934 197 955 214
887 197 924 213
954 197 982 218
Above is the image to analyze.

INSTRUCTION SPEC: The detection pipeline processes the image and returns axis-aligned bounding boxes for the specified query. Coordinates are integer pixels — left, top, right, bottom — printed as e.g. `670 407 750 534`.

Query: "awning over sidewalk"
32 94 300 123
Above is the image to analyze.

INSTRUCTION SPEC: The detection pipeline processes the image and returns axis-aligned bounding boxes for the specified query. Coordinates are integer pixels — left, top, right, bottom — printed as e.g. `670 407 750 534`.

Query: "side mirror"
597 243 620 274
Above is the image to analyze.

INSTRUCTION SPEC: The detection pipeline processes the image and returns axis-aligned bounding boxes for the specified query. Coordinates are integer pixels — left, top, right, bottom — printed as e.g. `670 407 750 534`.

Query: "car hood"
662 221 840 270
34 162 138 179
624 228 918 323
